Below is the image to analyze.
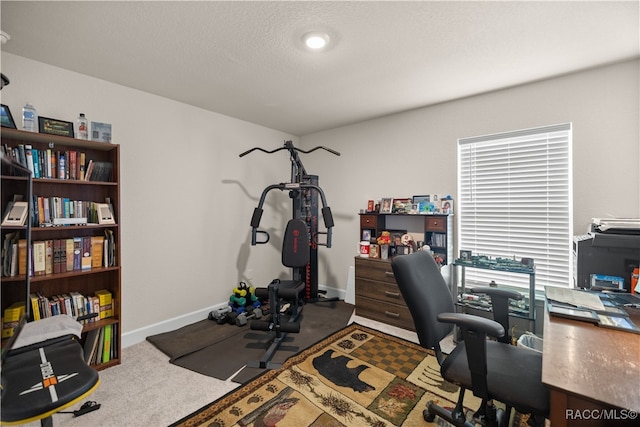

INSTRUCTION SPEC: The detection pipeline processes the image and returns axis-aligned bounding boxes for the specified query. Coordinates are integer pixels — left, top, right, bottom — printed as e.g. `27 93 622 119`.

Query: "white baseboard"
121 285 346 349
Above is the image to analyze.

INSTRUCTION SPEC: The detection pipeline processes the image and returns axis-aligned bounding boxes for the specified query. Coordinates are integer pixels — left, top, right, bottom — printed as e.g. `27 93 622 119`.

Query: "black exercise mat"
147 300 354 383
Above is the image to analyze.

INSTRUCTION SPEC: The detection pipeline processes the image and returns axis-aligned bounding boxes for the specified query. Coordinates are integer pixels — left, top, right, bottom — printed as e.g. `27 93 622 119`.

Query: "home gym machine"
240 140 339 369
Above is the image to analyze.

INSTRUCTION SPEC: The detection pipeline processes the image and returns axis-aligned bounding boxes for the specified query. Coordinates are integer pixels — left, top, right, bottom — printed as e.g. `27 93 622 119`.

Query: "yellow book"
30 293 41 320
91 236 104 268
2 302 25 338
102 324 112 364
95 289 113 319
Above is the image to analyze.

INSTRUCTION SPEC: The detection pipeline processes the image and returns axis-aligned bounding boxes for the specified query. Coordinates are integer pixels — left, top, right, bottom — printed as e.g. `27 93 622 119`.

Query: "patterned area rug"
171 323 528 427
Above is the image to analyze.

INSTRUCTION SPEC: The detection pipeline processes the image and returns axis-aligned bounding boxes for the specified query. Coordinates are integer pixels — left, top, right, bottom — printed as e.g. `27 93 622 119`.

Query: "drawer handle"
384 291 400 298
385 271 394 277
384 311 400 318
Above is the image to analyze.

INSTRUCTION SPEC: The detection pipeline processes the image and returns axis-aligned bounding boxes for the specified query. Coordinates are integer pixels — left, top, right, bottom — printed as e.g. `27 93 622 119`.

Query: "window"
457 123 572 290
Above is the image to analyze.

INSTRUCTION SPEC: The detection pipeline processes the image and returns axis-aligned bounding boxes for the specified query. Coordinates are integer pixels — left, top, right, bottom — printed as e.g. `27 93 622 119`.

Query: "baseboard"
121 302 227 348
121 285 346 349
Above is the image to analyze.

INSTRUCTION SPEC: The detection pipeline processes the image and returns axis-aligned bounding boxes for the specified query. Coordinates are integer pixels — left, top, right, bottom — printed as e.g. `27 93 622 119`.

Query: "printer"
573 218 640 290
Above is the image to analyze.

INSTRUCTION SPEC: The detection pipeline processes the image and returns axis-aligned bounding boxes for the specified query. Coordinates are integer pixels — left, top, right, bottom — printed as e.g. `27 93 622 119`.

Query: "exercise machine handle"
250 183 333 248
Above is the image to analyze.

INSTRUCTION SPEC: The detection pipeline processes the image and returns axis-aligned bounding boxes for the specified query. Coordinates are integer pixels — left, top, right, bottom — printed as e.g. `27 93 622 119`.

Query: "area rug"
171 323 514 427
147 300 355 383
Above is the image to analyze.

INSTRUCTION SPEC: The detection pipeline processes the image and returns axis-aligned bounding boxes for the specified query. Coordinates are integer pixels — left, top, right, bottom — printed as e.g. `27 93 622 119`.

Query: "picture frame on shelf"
96 203 116 225
362 229 372 242
91 121 112 143
412 195 430 204
392 198 411 214
380 197 393 213
38 116 75 138
441 199 454 214
409 203 419 214
0 104 16 129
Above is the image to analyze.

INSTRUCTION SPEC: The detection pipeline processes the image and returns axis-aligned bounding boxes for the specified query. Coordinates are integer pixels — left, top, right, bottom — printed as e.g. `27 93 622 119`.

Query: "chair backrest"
281 219 310 268
392 251 455 350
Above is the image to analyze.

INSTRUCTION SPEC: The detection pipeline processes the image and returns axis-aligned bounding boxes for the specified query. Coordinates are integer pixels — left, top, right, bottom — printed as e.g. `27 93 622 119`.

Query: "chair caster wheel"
423 409 436 422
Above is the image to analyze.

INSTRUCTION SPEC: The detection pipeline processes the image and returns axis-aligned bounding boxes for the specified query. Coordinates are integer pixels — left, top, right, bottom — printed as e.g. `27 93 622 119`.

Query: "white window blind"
457 123 572 290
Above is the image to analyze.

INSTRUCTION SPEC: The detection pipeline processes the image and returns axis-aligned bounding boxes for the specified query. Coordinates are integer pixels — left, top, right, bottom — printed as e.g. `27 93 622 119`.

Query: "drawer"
360 214 378 229
355 295 416 331
425 216 446 232
355 277 406 305
354 257 396 284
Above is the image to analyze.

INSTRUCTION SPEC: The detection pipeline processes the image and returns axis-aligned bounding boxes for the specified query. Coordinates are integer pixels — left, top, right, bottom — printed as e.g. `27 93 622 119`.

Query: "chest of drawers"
354 256 415 331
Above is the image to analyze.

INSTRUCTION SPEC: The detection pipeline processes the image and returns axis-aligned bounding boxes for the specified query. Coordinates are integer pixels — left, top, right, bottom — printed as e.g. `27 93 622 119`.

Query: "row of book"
2 289 113 338
428 232 447 248
2 144 112 182
30 289 113 323
1 230 116 277
32 196 115 227
85 323 118 366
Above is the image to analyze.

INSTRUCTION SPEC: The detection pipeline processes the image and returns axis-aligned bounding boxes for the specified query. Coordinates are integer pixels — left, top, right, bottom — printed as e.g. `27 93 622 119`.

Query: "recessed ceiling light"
302 32 330 50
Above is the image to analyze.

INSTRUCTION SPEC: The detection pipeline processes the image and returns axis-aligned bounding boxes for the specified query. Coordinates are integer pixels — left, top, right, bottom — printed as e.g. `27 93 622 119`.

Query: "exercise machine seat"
1 316 100 426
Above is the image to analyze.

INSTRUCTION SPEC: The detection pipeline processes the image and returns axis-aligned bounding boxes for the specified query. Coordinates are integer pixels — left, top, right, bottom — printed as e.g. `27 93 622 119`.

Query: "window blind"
457 123 572 290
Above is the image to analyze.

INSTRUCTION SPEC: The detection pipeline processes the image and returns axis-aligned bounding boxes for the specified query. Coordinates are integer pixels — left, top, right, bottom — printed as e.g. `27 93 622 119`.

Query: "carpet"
147 300 355 383
170 323 522 427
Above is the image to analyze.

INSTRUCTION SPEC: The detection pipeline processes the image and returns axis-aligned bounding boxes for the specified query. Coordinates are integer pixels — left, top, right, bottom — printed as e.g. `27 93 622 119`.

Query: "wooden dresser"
354 256 415 331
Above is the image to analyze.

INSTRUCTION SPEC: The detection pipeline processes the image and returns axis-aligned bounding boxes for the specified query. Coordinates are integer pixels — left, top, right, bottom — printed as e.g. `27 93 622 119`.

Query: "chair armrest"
437 312 505 338
470 286 522 301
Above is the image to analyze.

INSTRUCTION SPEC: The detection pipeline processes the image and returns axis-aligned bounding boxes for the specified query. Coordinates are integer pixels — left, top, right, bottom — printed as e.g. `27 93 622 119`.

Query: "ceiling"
1 1 638 136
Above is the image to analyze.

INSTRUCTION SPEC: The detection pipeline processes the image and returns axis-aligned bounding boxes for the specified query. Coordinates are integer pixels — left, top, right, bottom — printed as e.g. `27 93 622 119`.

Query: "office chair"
391 251 548 427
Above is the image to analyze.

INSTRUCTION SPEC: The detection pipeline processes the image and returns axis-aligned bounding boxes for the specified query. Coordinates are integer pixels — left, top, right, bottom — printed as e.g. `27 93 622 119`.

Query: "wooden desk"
542 307 640 426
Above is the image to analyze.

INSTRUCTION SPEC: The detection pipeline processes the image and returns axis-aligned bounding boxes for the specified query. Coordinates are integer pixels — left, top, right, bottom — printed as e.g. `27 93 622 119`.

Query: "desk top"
542 307 640 412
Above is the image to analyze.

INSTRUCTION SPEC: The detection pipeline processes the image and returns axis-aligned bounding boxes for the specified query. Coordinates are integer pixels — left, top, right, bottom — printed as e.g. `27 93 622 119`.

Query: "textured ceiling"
1 1 638 136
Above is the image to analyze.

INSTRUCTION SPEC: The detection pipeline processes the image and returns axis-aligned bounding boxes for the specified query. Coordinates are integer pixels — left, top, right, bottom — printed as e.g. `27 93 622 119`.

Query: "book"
83 328 101 363
44 239 53 275
87 161 113 182
102 324 112 364
95 290 113 319
91 236 104 268
2 302 25 338
66 238 75 272
30 293 41 321
73 237 82 271
33 240 46 276
81 236 92 271
18 239 28 276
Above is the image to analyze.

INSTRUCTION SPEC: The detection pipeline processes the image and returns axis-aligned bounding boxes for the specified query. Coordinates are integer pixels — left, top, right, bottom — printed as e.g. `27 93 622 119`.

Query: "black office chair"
391 251 548 427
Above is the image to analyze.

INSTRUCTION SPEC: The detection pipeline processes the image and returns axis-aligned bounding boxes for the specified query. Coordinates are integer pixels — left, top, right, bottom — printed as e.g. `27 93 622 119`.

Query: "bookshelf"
1 128 121 370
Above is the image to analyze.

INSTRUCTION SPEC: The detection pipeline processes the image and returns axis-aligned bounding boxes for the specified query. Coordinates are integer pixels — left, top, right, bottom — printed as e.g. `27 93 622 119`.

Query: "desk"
542 307 640 426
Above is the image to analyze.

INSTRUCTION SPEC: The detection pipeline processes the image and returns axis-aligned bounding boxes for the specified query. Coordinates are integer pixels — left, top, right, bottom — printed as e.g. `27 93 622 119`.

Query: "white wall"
301 59 640 292
3 54 638 344
1 53 301 345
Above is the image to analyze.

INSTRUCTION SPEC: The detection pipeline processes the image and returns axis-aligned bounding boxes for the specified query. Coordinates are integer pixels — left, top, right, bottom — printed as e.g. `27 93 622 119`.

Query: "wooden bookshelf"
1 128 121 370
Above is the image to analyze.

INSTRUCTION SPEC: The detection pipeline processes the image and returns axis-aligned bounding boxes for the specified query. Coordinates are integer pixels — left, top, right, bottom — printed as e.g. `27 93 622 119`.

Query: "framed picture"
380 197 393 213
441 199 454 214
0 104 16 128
38 116 74 138
412 195 430 204
96 203 116 225
459 250 472 261
91 121 112 143
392 198 411 214
362 229 372 242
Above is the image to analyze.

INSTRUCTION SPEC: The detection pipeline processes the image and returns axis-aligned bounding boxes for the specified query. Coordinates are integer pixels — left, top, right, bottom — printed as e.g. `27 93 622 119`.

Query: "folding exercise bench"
1 315 100 427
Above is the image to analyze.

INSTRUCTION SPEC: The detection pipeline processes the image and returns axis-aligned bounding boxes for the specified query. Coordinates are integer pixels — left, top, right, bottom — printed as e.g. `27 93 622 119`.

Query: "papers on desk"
545 286 605 311
546 286 640 333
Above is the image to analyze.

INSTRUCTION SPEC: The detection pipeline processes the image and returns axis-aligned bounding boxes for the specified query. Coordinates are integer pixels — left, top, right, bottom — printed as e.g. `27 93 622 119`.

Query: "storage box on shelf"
355 212 453 330
1 128 121 370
